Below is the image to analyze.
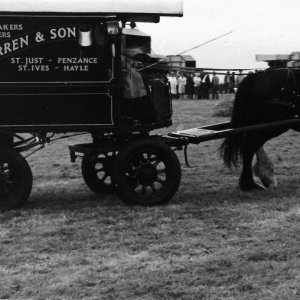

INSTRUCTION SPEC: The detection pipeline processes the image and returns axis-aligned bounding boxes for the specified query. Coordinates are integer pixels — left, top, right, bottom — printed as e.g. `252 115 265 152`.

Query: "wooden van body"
0 0 182 132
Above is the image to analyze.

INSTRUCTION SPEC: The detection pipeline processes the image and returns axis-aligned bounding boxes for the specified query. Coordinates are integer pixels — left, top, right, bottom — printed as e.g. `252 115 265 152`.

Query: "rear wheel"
113 139 181 206
81 151 117 193
0 147 33 210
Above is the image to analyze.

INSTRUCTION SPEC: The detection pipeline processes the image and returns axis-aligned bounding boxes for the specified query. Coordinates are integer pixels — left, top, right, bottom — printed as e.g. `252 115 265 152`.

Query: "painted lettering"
4 43 11 54
0 32 10 38
0 24 23 31
64 65 89 71
19 36 29 48
58 57 98 64
50 27 76 40
0 35 29 56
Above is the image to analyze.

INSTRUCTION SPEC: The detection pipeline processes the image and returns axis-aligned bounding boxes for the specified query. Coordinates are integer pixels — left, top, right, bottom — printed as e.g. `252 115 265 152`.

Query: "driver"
121 50 156 124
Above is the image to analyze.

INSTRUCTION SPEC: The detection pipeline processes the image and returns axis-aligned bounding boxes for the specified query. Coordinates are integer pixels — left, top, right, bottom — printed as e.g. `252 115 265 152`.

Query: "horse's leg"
253 147 277 188
239 140 266 191
239 127 287 190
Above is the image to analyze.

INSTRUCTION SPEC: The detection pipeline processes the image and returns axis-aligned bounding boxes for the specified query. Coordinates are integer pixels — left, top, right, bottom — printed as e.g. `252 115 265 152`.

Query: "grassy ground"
1 95 300 299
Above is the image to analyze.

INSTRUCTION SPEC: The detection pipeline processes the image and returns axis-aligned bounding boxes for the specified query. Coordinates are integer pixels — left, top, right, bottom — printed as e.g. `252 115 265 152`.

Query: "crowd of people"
165 69 246 100
120 55 248 124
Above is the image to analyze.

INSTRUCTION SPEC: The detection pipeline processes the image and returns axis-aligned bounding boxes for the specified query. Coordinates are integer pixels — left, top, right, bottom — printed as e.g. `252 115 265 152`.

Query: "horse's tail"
220 73 259 168
220 132 243 168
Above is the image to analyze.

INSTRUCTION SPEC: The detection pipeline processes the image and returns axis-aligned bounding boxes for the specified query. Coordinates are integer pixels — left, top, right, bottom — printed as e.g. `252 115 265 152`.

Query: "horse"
220 68 300 190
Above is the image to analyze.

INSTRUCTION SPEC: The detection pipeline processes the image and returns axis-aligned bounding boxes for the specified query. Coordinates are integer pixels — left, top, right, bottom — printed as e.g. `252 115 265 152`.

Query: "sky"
139 0 300 70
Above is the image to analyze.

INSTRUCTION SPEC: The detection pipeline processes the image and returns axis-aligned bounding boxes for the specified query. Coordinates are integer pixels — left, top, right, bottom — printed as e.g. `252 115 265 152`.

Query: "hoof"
258 175 277 189
260 176 271 188
240 181 267 191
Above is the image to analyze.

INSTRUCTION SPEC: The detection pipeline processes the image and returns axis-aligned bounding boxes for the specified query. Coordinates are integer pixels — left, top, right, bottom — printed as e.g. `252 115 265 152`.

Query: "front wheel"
113 139 181 206
0 147 33 210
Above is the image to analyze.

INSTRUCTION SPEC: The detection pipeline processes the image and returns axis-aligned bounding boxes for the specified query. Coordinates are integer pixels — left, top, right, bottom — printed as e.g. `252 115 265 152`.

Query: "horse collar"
281 68 296 93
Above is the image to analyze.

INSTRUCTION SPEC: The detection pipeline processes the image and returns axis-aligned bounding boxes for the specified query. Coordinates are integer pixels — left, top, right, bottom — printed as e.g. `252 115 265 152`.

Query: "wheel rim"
125 151 167 197
0 160 21 202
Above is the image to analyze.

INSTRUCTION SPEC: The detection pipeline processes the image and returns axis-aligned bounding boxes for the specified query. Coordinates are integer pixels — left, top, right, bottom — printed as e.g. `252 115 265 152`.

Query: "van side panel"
0 15 117 126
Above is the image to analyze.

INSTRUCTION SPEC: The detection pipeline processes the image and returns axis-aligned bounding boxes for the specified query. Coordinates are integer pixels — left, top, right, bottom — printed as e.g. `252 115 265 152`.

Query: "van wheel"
113 139 181 206
81 152 117 193
0 147 33 210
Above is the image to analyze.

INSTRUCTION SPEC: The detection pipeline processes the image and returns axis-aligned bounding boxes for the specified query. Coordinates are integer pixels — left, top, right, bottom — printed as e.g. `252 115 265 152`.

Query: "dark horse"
220 68 300 190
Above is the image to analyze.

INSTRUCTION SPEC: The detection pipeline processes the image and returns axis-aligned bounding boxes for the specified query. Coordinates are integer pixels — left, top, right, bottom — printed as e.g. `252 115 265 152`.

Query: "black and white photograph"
1 0 300 299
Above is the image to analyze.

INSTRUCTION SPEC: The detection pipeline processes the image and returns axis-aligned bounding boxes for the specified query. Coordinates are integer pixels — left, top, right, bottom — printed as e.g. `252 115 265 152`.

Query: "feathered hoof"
239 180 267 191
259 175 278 189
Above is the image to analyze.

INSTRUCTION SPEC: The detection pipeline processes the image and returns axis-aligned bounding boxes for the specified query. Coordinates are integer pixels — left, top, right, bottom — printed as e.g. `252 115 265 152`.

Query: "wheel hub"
137 165 157 185
102 158 113 176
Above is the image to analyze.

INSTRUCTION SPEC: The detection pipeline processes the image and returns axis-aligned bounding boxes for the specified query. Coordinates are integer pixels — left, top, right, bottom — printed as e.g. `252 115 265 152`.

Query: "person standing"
167 71 178 99
202 73 211 99
193 73 201 99
229 71 236 93
224 71 230 93
236 70 245 87
177 72 187 99
211 71 220 100
185 73 194 99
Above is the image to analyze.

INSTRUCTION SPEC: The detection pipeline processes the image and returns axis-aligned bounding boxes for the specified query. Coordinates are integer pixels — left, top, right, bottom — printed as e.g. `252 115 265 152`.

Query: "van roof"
0 0 183 17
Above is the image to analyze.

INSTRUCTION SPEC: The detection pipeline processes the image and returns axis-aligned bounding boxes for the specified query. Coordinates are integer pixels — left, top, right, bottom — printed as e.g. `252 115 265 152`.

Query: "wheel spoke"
100 174 108 182
156 178 165 184
96 167 104 173
138 185 145 195
149 157 160 167
138 157 145 166
96 157 105 162
151 184 157 193
144 153 150 162
1 168 9 174
157 169 166 174
4 178 15 184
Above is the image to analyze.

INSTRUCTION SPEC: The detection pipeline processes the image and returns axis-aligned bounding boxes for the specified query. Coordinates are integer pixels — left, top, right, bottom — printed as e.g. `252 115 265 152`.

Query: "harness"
272 68 300 117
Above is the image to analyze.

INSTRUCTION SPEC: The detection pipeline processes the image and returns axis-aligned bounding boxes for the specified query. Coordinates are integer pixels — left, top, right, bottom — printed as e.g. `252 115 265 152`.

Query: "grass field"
1 95 300 299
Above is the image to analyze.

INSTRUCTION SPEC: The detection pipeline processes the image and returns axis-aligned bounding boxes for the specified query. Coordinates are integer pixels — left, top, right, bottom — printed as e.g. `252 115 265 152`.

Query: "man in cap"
211 71 220 100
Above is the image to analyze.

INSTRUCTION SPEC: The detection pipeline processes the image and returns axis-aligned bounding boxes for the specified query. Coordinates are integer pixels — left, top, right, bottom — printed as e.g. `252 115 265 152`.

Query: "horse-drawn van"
0 0 185 209
1 0 300 210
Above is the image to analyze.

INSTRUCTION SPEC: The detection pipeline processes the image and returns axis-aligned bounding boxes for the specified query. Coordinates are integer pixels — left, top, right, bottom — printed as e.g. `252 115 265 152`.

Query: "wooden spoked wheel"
113 139 181 206
0 147 32 210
